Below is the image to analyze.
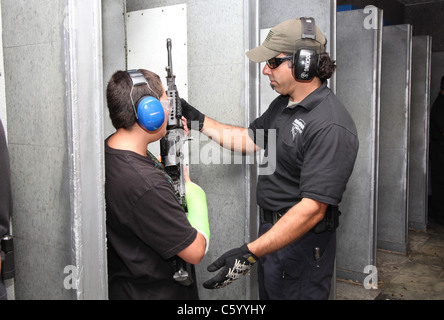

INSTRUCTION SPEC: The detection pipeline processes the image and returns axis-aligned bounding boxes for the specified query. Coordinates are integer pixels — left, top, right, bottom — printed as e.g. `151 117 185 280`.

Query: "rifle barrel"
166 38 174 79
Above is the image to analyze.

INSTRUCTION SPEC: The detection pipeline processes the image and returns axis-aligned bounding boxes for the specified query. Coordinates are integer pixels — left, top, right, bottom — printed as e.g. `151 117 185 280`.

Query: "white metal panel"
126 4 188 159
126 4 188 99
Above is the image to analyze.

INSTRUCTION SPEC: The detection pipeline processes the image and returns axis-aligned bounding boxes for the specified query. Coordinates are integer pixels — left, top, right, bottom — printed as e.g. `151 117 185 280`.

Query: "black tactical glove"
202 244 258 289
180 98 205 131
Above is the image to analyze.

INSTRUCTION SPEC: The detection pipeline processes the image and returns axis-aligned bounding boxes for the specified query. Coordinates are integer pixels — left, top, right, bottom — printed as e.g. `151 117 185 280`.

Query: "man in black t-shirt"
105 69 209 299
182 18 358 299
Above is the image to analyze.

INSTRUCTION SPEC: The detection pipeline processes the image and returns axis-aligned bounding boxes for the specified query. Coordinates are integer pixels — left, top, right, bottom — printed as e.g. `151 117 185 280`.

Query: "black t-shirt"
105 136 198 299
249 82 359 211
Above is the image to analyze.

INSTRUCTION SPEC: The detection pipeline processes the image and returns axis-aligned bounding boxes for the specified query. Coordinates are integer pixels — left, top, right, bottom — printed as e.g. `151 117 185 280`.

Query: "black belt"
260 208 286 224
260 206 341 233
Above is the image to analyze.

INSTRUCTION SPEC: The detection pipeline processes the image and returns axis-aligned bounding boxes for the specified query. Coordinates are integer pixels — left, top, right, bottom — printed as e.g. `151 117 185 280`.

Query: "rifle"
161 38 186 206
160 38 193 286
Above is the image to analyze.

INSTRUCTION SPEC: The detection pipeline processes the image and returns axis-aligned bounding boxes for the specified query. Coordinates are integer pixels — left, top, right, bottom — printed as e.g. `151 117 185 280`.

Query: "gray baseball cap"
246 18 327 63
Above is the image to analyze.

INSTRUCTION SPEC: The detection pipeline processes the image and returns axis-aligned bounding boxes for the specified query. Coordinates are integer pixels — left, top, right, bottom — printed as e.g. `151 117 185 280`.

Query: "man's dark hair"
317 53 336 81
106 69 164 130
441 75 444 91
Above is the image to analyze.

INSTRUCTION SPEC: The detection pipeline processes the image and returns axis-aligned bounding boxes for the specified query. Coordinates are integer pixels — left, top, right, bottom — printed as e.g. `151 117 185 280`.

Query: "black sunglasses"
266 56 292 69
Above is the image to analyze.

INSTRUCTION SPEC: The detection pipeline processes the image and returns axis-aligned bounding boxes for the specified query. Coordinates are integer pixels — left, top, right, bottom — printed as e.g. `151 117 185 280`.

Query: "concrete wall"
1 0 74 300
2 0 107 300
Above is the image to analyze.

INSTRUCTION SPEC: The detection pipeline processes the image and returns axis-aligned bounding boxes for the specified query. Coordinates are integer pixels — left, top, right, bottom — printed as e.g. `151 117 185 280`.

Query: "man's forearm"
247 198 328 257
201 117 259 154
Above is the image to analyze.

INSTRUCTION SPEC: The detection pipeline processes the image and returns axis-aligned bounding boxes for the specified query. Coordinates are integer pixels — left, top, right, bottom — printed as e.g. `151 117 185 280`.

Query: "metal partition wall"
408 36 432 232
64 0 108 299
377 25 412 254
335 9 382 284
244 0 260 300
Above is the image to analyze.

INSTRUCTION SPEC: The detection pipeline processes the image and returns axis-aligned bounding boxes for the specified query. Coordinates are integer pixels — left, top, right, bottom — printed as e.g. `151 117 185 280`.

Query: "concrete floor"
336 220 444 300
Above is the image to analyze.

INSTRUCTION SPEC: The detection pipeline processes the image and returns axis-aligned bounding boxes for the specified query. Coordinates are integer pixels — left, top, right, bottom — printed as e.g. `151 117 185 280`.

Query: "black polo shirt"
249 82 359 211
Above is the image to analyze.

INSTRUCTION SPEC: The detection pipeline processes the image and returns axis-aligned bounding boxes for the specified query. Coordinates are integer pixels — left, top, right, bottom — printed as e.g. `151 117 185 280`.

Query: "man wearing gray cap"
182 18 358 299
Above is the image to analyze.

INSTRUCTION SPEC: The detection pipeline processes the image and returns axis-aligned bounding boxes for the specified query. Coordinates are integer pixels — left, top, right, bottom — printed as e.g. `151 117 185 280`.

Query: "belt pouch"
312 206 341 234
